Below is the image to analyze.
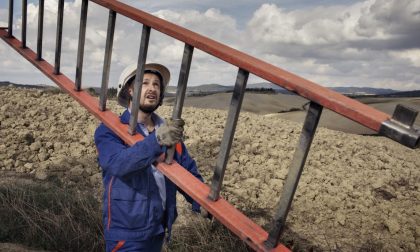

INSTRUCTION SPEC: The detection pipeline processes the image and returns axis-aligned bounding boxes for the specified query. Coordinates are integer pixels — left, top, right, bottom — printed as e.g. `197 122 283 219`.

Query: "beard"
139 102 159 114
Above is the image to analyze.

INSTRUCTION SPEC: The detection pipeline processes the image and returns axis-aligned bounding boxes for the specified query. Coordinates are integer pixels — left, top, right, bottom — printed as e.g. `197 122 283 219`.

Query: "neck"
129 105 155 131
138 111 153 125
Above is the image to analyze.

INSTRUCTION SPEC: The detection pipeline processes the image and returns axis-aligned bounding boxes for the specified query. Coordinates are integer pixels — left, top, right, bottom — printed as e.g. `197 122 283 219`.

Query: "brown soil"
1 86 419 251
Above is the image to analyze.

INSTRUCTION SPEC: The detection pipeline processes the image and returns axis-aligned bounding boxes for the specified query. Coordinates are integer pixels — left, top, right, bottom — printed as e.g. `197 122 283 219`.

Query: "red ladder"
1 0 419 251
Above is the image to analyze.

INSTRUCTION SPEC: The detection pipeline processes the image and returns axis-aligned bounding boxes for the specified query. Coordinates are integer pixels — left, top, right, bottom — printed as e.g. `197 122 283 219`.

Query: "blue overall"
94 110 203 251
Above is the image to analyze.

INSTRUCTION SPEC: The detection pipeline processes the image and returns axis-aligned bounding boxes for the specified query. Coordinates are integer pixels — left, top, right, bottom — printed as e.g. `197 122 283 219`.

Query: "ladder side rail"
99 9 116 111
8 0 13 37
264 102 323 249
208 68 249 201
165 43 194 164
89 0 420 150
53 0 64 74
21 0 27 48
0 31 291 251
36 0 44 60
128 25 151 135
75 0 89 91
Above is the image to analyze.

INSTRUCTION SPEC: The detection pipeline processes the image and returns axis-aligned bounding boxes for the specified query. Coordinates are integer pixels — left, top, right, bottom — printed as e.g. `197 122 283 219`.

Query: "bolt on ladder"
2 1 419 251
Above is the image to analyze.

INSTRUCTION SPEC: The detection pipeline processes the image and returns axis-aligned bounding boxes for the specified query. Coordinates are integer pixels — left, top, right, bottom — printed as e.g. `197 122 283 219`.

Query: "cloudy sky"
0 0 419 90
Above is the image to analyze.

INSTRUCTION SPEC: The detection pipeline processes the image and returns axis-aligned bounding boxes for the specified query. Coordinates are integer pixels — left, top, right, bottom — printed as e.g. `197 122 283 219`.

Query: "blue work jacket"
94 110 203 241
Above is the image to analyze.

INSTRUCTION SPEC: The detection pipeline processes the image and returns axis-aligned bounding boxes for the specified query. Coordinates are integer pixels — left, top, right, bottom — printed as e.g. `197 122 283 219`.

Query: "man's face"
129 72 161 113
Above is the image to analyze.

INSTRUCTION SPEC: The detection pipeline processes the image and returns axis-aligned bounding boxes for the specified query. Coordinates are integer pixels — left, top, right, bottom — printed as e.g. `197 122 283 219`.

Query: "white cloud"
246 3 359 45
247 0 420 47
0 8 7 27
356 0 420 39
151 7 241 51
242 0 420 90
390 49 420 68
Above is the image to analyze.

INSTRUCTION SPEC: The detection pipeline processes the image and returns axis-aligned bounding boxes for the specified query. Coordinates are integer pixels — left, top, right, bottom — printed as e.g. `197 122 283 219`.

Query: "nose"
144 82 157 92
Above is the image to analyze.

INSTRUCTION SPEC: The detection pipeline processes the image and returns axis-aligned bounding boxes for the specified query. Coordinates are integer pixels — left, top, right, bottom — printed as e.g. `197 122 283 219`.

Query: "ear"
126 87 133 101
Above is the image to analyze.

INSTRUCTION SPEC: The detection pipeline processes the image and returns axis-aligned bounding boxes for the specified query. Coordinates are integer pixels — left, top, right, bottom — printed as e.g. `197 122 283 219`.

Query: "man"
94 63 204 252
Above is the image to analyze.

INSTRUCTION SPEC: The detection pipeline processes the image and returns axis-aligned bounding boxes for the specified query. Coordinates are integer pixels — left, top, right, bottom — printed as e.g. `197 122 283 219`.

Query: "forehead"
143 72 161 82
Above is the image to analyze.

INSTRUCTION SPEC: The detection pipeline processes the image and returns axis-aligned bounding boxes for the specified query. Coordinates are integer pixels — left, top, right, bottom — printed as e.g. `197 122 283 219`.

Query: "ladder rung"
75 0 89 91
172 43 194 118
0 29 290 252
21 0 27 48
128 25 151 135
8 0 13 37
208 68 249 201
53 0 65 74
36 0 44 60
99 9 117 111
265 101 323 248
165 43 194 164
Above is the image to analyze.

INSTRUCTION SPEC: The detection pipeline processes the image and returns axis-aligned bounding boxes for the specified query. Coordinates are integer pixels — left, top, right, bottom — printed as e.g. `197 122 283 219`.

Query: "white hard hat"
117 63 170 107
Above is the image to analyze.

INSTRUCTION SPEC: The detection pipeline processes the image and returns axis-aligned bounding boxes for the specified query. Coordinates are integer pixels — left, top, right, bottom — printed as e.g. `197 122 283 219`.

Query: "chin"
139 104 159 113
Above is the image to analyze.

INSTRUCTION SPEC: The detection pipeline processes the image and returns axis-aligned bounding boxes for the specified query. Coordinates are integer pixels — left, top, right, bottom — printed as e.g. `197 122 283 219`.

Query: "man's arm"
94 124 164 177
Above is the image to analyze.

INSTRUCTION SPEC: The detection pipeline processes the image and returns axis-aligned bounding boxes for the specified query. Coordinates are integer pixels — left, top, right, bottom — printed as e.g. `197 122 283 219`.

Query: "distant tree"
108 87 117 98
87 87 97 96
245 87 275 94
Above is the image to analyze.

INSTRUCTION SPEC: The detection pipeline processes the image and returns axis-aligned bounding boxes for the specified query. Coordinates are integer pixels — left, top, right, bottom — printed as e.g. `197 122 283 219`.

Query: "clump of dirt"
0 87 101 191
1 86 419 251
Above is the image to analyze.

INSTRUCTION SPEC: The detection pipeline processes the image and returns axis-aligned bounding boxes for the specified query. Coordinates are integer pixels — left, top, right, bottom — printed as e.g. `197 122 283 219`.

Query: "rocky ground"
0 86 419 251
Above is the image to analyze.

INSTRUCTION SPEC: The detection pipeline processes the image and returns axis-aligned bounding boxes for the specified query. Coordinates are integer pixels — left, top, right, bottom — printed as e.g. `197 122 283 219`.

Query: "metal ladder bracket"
392 104 418 127
379 104 420 148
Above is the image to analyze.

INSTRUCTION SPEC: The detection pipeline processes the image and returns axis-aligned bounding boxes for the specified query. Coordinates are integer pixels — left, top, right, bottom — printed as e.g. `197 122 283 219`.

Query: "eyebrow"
142 77 161 84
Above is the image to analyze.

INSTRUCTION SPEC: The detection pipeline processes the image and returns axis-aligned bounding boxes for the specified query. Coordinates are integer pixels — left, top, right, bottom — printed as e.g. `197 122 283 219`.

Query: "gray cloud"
243 0 420 90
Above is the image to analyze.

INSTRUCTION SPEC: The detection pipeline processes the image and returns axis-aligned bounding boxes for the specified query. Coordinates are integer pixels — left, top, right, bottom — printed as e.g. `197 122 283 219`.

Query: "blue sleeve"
94 123 164 178
176 142 204 213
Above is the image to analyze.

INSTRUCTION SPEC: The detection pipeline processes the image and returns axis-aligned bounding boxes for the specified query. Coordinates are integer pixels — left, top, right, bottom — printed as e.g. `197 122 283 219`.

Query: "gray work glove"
156 118 185 146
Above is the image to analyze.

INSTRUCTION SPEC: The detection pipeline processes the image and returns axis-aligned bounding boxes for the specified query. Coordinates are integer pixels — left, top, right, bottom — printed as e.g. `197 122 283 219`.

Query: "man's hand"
156 118 185 146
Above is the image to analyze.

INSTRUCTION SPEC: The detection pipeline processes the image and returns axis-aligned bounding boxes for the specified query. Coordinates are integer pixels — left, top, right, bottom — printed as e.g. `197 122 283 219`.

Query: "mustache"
144 90 158 96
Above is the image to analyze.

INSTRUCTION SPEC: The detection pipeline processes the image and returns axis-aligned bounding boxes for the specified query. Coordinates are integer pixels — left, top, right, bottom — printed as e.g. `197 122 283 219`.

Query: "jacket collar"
120 109 164 128
120 110 131 124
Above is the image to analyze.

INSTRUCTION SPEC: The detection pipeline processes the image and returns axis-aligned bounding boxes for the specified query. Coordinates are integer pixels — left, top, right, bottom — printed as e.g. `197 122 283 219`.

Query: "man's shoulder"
95 122 110 133
94 123 118 140
95 110 126 135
